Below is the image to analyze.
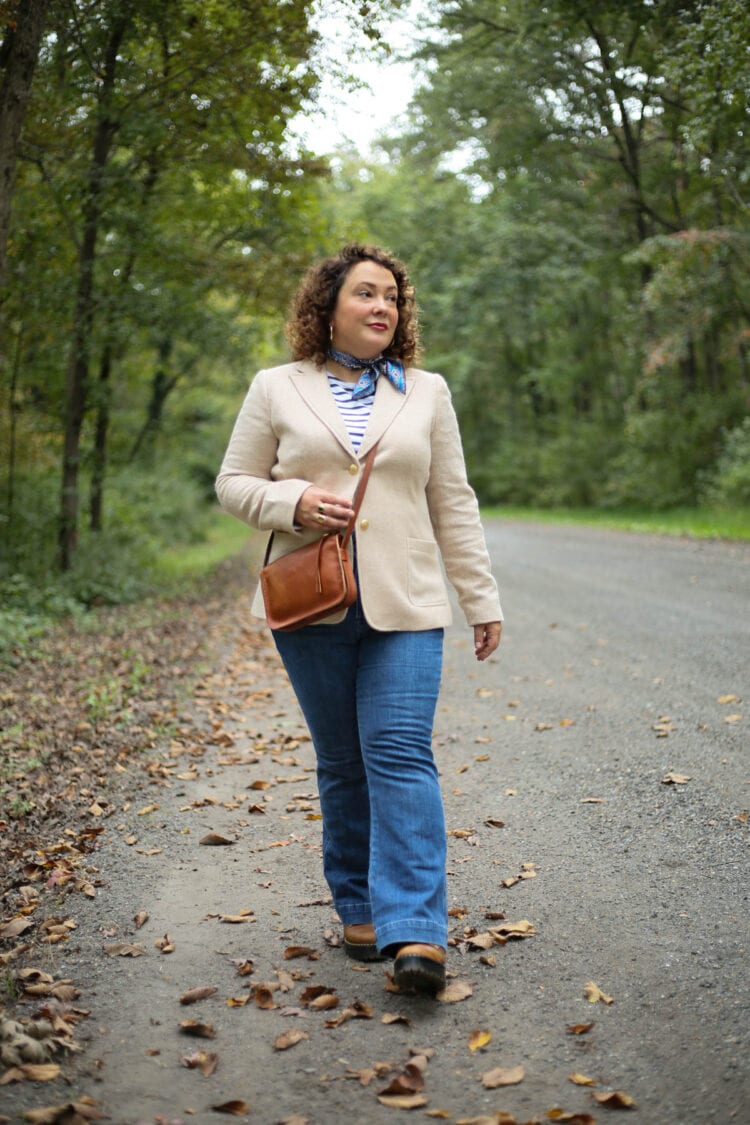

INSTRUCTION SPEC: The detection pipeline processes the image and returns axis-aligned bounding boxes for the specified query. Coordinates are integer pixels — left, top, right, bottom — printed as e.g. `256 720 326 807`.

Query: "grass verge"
482 506 750 541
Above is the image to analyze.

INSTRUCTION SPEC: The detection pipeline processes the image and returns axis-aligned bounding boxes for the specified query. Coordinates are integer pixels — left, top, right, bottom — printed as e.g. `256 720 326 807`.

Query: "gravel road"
5 521 748 1125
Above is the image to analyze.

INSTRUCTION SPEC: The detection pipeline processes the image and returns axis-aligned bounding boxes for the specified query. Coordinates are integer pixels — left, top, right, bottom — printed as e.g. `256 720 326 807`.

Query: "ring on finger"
317 513 325 525
317 503 324 514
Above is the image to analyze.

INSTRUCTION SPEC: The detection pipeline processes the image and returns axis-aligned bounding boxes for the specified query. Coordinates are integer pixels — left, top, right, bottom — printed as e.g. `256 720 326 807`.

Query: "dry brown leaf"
179 986 218 1005
724 713 743 723
382 1013 412 1026
0 917 34 940
569 1072 596 1086
468 1028 492 1052
199 832 234 846
379 1064 425 1097
133 911 149 929
179 1019 215 1039
154 933 175 953
0 1062 61 1084
181 1049 219 1076
481 1064 524 1088
592 1089 637 1108
211 1101 250 1116
490 919 536 939
718 694 741 704
273 1028 309 1051
283 945 319 960
484 818 505 828
251 984 278 1010
102 942 145 957
22 1098 106 1124
583 981 613 1005
436 979 474 1003
137 803 159 815
324 1001 373 1027
662 772 691 785
547 1112 596 1123
377 1094 428 1110
565 1022 595 1035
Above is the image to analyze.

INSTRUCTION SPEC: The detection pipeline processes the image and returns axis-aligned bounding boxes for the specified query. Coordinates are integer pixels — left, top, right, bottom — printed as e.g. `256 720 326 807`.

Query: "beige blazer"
215 360 503 630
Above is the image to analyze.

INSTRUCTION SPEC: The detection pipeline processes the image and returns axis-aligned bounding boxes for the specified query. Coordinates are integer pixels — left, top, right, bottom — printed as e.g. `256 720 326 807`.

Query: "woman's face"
330 260 399 359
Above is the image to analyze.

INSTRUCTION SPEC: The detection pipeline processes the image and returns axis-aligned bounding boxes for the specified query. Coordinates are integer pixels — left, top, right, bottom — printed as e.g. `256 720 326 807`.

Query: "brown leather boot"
343 923 387 962
393 943 446 994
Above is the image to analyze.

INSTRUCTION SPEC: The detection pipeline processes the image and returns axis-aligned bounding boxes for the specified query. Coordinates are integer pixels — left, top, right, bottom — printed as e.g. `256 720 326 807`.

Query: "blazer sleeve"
425 375 503 625
215 370 312 533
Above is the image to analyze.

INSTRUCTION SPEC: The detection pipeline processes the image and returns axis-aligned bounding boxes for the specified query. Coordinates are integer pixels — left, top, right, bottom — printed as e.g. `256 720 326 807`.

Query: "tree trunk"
0 0 50 298
128 339 177 462
89 343 112 532
57 12 130 571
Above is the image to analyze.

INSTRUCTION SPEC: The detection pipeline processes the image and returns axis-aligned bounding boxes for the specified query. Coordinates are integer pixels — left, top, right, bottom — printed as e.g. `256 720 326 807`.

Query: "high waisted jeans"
272 598 447 952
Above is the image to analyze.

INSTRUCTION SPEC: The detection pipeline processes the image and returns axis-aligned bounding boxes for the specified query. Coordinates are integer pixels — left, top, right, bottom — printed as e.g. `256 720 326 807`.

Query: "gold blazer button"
348 463 359 475
359 519 369 530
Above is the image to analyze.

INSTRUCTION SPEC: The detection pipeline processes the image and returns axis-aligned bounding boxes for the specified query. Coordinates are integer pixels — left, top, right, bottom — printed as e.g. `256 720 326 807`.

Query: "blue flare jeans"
272 597 446 952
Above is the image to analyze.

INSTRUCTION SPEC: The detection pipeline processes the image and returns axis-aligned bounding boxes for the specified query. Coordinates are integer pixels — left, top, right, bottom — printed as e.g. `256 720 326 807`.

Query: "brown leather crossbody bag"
259 444 378 631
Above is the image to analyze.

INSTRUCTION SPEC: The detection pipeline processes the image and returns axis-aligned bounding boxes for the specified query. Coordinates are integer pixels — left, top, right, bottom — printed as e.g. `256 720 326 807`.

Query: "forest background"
0 0 748 654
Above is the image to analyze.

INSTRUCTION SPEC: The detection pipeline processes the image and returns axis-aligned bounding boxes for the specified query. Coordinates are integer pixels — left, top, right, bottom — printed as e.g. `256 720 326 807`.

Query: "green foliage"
702 418 750 507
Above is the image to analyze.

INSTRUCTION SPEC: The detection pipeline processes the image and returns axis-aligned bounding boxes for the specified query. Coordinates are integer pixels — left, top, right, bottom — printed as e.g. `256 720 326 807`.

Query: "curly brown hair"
285 243 421 367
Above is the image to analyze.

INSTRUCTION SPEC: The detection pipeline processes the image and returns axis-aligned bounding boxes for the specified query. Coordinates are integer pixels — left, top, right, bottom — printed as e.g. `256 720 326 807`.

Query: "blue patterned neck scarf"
327 347 406 400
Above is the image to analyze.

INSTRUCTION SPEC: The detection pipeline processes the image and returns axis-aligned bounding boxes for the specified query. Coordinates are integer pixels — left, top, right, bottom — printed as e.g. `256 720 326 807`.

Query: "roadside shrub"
701 417 750 506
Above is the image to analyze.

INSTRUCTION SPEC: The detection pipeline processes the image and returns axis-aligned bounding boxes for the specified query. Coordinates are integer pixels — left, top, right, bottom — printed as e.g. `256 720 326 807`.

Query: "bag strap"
262 441 379 565
341 441 378 549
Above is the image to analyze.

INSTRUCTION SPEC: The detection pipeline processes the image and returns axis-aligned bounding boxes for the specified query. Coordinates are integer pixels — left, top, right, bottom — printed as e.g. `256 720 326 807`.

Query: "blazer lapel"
289 361 355 457
358 367 416 457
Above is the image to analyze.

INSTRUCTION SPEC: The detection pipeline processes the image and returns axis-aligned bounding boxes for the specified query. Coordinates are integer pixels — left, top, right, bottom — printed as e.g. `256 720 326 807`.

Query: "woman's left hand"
474 621 502 662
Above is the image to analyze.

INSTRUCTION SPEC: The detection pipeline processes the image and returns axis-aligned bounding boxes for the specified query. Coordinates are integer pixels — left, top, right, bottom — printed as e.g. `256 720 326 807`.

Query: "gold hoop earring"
329 324 334 341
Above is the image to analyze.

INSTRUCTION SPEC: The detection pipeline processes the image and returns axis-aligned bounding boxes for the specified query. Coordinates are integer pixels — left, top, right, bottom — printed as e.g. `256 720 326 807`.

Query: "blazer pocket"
407 538 448 606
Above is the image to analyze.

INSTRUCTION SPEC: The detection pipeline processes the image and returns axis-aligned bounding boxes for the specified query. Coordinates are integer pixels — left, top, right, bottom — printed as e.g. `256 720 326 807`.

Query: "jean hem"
376 919 447 949
335 902 373 925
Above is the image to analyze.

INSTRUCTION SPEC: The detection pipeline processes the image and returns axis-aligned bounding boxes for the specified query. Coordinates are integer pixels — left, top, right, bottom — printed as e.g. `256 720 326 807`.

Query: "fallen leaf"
211 1101 250 1115
547 1112 596 1123
0 1062 61 1084
436 979 474 1003
181 1050 218 1076
580 797 606 804
724 714 743 723
583 981 613 1005
137 803 160 815
376 1094 428 1110
273 1028 309 1051
718 694 741 704
484 818 505 828
662 772 691 785
102 942 145 957
481 1064 524 1088
154 933 175 953
179 986 218 1005
592 1089 637 1108
324 1001 373 1027
22 1098 106 1123
569 1072 596 1086
382 1013 412 1026
283 945 319 960
565 1022 595 1035
468 1029 492 1052
0 917 34 940
251 984 278 1010
179 1020 216 1039
199 832 235 846
379 1063 425 1097
133 911 149 929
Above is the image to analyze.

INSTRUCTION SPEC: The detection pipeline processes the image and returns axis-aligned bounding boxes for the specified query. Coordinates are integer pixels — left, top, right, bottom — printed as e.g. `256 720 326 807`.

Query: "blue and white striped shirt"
327 372 375 451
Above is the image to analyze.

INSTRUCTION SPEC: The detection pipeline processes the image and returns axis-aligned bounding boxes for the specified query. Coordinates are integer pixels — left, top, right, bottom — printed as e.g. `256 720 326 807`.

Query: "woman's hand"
474 621 502 662
295 486 355 532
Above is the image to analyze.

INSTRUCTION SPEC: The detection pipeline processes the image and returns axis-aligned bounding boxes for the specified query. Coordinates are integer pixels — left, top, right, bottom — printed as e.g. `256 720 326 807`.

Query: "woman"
216 244 502 994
